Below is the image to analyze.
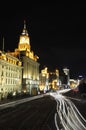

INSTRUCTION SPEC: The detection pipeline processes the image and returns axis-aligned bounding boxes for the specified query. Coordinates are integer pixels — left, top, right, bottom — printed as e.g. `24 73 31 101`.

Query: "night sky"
0 3 86 78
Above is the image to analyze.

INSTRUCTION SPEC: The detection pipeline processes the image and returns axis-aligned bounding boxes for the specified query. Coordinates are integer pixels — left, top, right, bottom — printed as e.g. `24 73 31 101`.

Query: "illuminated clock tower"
8 20 40 95
18 20 31 52
18 20 40 95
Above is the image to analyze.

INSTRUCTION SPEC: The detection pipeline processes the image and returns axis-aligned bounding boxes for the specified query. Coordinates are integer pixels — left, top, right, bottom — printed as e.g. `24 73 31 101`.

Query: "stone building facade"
0 51 22 100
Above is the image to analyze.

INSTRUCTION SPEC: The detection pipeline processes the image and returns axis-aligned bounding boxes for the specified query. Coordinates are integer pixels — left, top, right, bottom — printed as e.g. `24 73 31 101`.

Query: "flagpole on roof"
2 36 4 53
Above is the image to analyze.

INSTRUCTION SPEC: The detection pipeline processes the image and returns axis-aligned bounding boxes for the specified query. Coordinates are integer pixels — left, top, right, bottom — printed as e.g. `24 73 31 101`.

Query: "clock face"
20 36 30 44
22 37 25 42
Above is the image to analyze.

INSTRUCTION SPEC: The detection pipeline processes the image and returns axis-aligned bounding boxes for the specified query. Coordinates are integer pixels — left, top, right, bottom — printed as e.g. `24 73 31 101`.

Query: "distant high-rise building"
63 67 70 86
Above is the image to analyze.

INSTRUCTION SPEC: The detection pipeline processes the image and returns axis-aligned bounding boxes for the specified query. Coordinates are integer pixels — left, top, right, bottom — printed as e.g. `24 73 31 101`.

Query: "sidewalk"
0 98 16 105
0 94 31 105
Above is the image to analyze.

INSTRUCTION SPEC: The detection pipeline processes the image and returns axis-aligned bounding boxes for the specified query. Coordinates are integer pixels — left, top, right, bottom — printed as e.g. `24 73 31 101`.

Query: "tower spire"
24 20 26 29
22 20 28 36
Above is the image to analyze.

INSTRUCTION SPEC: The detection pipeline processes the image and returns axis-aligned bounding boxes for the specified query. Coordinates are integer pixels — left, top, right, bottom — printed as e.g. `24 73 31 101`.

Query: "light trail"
50 91 86 130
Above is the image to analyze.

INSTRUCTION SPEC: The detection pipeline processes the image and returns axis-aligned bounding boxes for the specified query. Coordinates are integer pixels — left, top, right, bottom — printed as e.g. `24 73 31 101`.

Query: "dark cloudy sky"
0 3 86 78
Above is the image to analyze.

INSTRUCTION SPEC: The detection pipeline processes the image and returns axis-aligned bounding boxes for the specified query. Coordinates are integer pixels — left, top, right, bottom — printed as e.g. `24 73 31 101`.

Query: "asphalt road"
0 91 86 130
0 95 57 130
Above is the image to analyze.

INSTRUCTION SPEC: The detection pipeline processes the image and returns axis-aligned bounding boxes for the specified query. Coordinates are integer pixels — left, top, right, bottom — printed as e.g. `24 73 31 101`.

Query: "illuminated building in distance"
49 69 60 90
39 67 49 93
